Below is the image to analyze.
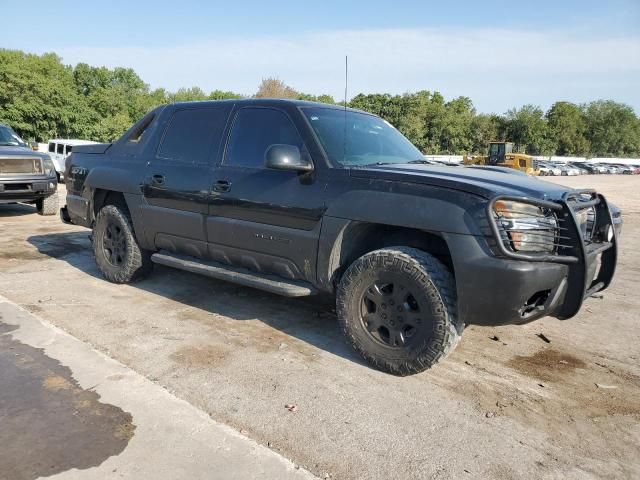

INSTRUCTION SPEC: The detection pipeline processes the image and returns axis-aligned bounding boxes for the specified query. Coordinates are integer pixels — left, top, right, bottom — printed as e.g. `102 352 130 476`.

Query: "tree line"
1 49 639 157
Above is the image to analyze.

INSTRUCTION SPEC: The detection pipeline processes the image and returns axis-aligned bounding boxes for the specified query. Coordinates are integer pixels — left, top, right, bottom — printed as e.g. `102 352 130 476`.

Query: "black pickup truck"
62 99 619 375
0 123 58 215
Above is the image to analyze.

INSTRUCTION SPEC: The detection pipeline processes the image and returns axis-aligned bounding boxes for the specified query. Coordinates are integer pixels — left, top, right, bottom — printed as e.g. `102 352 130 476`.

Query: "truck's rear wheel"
336 247 462 376
36 192 59 216
93 204 152 283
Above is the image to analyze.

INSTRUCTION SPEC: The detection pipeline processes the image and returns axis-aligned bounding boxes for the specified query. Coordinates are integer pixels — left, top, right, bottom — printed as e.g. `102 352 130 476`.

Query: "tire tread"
336 246 463 375
93 204 152 283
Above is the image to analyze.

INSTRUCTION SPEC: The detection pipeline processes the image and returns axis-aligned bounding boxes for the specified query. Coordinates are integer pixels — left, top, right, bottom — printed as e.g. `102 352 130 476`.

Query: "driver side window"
225 108 305 169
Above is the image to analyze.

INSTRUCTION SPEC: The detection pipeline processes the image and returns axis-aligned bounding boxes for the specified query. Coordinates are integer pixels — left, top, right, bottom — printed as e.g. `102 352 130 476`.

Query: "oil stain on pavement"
0 322 135 480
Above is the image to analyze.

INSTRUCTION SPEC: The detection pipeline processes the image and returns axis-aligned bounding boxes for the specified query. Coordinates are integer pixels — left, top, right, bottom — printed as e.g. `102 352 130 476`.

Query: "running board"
150 252 316 297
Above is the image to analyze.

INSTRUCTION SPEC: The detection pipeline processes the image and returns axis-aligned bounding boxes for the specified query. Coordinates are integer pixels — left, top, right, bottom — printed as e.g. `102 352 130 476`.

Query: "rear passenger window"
127 112 156 144
225 108 304 168
48 142 55 153
158 108 228 164
57 144 64 154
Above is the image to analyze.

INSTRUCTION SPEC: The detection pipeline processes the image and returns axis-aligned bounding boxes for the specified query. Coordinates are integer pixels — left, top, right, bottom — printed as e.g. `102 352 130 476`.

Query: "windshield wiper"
351 162 395 168
406 159 434 164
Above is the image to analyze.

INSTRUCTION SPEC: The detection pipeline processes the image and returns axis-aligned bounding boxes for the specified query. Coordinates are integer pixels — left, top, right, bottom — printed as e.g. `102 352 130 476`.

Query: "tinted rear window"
158 108 229 164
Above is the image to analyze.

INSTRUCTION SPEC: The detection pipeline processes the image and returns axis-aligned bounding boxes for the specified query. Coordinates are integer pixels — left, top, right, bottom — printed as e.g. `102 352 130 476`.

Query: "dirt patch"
0 249 47 261
171 344 232 368
24 304 43 314
43 375 74 390
508 348 587 382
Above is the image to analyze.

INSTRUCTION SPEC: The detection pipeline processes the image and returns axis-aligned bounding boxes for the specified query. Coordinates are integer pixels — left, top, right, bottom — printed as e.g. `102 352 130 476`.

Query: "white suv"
47 139 98 180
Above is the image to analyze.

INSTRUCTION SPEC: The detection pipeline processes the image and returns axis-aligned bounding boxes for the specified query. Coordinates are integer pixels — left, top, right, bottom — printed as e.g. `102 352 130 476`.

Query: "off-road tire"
36 191 59 216
336 247 463 376
93 204 152 283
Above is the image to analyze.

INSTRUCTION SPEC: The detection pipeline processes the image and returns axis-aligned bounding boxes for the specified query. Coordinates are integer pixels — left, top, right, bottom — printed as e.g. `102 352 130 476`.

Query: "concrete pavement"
0 296 315 480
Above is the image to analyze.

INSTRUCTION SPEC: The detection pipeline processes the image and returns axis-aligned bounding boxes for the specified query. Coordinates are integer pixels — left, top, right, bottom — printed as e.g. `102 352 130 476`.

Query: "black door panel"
210 169 323 230
141 105 232 256
207 106 326 282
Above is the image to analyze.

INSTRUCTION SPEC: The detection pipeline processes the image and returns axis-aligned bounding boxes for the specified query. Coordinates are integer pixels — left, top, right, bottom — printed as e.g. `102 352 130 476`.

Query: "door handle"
213 180 231 193
151 174 165 185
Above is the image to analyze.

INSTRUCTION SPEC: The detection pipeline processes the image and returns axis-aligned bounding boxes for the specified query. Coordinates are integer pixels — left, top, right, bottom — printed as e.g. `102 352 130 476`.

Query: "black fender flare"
82 167 150 249
316 188 489 291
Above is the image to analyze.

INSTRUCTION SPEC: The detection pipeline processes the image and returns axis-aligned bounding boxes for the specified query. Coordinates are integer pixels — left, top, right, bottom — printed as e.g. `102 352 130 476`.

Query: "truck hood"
0 145 49 159
350 163 572 201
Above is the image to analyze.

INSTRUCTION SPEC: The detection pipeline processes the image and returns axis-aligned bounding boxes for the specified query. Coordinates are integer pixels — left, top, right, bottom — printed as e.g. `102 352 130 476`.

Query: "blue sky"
2 0 639 113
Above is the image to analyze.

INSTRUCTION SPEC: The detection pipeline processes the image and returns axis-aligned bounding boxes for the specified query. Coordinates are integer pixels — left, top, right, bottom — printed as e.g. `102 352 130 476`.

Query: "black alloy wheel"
360 278 431 349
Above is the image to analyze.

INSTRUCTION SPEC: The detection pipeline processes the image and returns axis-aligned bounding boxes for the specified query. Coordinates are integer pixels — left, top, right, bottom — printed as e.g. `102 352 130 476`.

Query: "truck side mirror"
265 144 314 172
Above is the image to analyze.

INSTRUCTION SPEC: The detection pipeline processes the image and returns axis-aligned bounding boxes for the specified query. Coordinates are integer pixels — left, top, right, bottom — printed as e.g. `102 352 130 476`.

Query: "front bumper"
0 175 57 204
446 190 617 326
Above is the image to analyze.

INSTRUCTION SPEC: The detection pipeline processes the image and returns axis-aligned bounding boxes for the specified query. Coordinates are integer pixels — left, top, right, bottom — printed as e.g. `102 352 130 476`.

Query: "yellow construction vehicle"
463 142 540 176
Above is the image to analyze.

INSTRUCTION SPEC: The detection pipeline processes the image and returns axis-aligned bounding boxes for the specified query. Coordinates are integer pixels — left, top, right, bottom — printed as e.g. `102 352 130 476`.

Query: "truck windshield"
302 107 423 167
0 126 26 147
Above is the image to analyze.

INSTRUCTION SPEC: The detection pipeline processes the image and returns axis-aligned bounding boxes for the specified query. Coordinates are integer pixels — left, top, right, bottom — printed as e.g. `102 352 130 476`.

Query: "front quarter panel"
324 177 488 236
315 174 491 291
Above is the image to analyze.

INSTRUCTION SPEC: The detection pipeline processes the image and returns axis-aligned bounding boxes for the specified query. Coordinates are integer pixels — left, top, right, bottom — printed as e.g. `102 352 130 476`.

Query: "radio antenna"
343 55 348 161
344 55 348 107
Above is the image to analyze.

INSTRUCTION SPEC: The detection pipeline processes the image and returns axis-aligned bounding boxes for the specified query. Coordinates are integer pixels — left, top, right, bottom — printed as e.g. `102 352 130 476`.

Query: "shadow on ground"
27 232 364 367
0 203 37 217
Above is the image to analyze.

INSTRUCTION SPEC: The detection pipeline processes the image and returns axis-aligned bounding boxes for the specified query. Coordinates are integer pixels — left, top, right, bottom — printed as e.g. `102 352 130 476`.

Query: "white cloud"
52 28 640 113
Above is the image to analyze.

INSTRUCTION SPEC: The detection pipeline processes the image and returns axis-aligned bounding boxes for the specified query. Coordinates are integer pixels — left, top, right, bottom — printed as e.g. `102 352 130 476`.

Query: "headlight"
494 200 559 253
43 157 56 176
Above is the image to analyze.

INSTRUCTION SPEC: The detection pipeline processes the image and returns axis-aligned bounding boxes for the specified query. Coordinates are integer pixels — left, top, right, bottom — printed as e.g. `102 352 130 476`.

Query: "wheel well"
92 189 129 223
330 223 454 288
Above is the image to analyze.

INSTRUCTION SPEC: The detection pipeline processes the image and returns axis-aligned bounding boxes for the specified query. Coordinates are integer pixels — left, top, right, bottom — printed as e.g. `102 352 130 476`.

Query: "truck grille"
0 157 43 175
564 191 600 245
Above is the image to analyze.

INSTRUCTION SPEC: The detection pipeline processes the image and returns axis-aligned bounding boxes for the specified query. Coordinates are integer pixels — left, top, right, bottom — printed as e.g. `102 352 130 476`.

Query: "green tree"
546 101 589 155
296 92 335 104
0 50 84 141
168 87 208 102
470 114 503 154
1 48 638 156
503 105 555 155
439 96 475 154
208 89 242 100
584 100 640 156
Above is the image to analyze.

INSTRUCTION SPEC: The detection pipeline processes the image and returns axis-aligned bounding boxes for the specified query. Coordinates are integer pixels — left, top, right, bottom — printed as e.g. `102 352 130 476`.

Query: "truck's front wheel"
93 204 152 283
36 192 59 216
336 247 462 376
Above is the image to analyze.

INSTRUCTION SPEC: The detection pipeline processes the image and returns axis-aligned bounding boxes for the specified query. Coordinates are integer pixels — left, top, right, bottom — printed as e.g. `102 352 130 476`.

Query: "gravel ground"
0 175 638 480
